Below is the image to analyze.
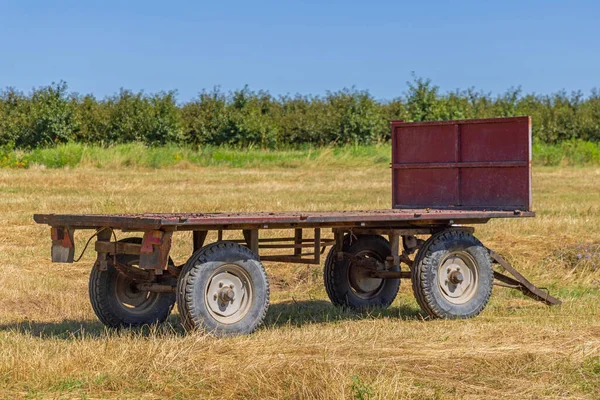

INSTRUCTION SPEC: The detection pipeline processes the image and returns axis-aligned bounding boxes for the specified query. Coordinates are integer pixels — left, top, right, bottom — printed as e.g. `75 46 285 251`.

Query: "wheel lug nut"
230 284 234 289
219 282 223 288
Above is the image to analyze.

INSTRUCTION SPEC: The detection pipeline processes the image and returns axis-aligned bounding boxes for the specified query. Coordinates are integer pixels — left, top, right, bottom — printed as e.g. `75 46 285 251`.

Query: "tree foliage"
1 78 599 149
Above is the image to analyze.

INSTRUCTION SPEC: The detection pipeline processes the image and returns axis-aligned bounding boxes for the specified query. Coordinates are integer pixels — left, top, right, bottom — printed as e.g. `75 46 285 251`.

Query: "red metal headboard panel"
391 116 532 211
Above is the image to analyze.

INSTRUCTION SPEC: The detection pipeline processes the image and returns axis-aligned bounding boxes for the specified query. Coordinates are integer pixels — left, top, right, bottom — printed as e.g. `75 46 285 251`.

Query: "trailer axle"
135 283 177 293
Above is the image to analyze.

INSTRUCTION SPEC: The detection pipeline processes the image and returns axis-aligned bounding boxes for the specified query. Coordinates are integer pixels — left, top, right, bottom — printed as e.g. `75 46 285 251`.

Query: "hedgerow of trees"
1 77 599 149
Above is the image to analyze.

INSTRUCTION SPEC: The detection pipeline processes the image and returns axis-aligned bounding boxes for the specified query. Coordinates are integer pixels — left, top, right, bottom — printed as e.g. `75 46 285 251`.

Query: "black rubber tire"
324 234 400 309
411 229 493 319
176 241 270 336
89 238 176 328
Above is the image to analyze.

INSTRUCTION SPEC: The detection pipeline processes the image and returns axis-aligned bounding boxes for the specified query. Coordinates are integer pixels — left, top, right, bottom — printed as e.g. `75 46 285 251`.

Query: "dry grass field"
0 162 599 399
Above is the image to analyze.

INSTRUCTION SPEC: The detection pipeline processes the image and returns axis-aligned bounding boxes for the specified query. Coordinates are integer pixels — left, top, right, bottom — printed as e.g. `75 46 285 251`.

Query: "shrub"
1 77 600 149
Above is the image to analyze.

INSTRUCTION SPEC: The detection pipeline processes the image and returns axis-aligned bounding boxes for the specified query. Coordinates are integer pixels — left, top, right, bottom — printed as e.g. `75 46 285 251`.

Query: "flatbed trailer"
34 116 560 336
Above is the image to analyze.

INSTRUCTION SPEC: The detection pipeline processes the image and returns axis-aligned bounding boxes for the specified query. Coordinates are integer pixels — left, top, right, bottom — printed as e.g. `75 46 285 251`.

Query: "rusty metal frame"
33 208 534 232
95 228 113 271
93 229 173 273
193 230 208 252
490 251 561 306
242 229 259 254
95 240 141 255
330 227 453 271
50 224 561 308
259 228 328 265
138 230 173 273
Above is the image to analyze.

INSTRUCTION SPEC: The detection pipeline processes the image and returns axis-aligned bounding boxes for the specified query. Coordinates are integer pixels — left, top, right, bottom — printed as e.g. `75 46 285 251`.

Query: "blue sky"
0 0 598 101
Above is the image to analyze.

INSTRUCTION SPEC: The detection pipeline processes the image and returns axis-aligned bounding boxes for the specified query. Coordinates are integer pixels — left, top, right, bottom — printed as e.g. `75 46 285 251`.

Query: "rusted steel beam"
34 219 499 231
50 227 74 263
193 230 208 252
95 228 113 271
33 209 535 232
243 229 259 254
351 228 435 236
259 255 321 265
334 228 345 261
390 116 530 127
369 271 412 279
314 228 321 265
228 237 334 243
259 242 326 249
167 264 181 277
135 283 176 293
95 241 141 255
141 230 163 253
230 237 298 243
389 231 400 269
493 272 523 288
490 251 561 306
391 161 529 169
112 260 153 282
294 229 302 256
399 253 414 268
139 231 173 273
226 238 336 247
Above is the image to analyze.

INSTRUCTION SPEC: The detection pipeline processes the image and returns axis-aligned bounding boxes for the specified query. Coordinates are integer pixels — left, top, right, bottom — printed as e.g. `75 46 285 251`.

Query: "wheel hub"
348 252 384 299
218 286 235 303
205 265 253 324
448 270 464 284
437 252 478 304
114 272 157 312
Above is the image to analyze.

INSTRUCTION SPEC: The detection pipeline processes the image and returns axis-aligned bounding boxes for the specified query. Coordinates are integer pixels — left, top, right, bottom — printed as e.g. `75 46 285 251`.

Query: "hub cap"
437 251 479 305
114 267 159 314
348 250 384 299
205 265 253 324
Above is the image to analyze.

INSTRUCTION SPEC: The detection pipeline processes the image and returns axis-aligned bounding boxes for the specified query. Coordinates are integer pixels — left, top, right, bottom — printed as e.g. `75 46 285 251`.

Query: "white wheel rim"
205 264 254 324
437 251 479 305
